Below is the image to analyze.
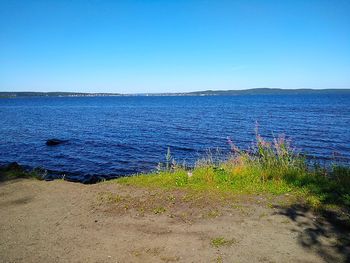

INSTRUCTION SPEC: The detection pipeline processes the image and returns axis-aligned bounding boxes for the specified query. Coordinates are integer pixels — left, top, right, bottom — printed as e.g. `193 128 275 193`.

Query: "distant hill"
0 92 121 98
0 88 349 98
184 88 350 96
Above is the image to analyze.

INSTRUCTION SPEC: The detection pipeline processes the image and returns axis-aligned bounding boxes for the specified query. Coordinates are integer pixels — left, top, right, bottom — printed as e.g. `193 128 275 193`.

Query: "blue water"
0 95 349 182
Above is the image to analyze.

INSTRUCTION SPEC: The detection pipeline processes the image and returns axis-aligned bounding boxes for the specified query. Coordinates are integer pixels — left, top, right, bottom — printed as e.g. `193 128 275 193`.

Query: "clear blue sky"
0 0 349 93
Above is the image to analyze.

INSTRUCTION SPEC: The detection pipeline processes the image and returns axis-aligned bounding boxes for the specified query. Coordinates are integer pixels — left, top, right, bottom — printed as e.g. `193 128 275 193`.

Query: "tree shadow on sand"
275 204 350 263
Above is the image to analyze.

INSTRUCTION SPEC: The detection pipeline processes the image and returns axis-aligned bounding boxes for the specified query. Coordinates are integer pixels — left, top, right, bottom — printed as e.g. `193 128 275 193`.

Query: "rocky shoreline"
0 162 111 184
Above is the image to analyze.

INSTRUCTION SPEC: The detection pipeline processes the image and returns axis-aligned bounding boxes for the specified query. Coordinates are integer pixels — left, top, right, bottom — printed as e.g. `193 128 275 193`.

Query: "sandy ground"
0 179 349 263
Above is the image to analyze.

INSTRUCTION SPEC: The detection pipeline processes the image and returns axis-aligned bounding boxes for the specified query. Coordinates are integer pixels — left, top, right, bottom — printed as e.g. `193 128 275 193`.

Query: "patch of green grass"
215 256 223 263
206 209 222 218
116 164 350 211
211 237 237 248
166 194 176 203
114 132 350 212
153 206 166 214
98 192 125 203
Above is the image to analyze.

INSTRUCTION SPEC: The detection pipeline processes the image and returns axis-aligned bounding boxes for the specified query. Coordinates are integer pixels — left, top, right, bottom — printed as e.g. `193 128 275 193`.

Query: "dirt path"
0 179 348 263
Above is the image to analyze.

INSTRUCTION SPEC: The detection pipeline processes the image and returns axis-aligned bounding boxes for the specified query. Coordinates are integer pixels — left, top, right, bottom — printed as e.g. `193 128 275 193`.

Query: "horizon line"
1 87 350 95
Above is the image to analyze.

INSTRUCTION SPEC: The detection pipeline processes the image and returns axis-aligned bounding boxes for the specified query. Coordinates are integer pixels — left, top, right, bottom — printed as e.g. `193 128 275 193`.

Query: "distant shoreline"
1 88 350 98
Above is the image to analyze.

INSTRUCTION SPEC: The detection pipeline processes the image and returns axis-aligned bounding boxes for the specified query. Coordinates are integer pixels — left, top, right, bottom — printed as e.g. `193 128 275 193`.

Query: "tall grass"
117 130 350 210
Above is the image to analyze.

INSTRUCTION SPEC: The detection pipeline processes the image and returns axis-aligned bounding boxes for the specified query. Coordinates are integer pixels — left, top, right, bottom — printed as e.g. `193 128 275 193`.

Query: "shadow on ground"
0 196 34 207
275 204 350 263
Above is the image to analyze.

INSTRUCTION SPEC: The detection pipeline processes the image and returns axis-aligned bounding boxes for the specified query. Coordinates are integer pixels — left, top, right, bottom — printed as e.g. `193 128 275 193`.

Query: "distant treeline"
1 88 349 98
185 88 350 96
0 92 121 98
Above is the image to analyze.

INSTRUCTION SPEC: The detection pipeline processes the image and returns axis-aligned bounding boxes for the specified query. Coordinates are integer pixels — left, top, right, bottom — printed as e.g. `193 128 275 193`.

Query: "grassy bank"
116 133 350 211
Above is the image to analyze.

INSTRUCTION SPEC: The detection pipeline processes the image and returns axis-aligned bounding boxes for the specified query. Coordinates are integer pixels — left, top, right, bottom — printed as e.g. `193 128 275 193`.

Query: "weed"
166 147 172 171
211 237 237 248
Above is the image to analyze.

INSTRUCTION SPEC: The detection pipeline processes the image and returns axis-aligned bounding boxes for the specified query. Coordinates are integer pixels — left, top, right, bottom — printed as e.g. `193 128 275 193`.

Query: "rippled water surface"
0 95 349 181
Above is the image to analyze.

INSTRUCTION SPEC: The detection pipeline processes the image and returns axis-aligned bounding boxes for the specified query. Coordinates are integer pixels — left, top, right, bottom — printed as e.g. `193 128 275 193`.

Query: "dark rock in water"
46 139 68 146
